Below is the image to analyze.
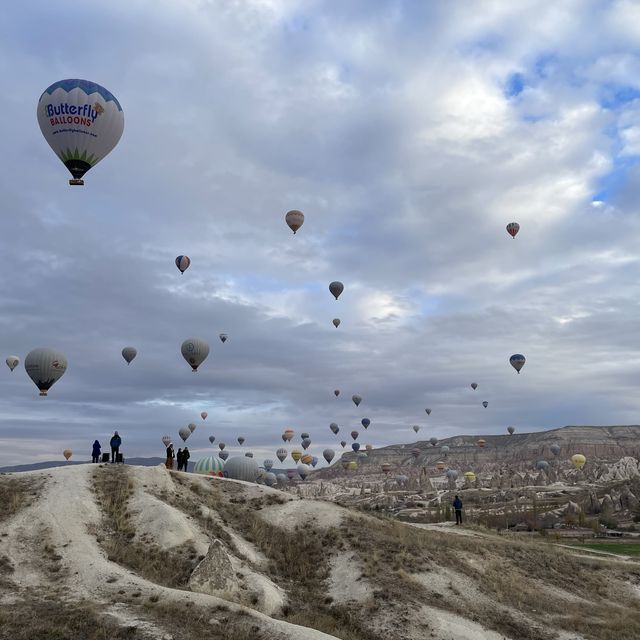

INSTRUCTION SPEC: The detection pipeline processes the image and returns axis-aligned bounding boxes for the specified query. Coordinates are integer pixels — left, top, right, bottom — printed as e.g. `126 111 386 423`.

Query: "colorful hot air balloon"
346 461 357 471
187 423 197 433
323 449 335 463
276 448 287 462
193 456 225 477
208 435 215 444
301 453 313 465
477 439 486 448
509 354 526 374
361 418 370 429
5 356 19 372
219 333 228 344
352 394 362 407
329 281 344 300
507 426 515 435
463 471 476 482
237 436 245 445
24 348 67 396
175 255 191 274
63 449 72 460
263 459 274 472
425 408 432 415
285 210 304 234
121 347 137 365
284 429 294 442
381 463 391 474
571 454 586 469
413 425 420 433
37 79 124 185
471 383 478 390
181 338 209 372
162 435 171 447
429 437 438 447
506 222 520 239
179 427 191 442
334 389 340 397
350 430 359 440
482 401 488 408
330 423 339 435
291 449 302 462
332 318 341 328
201 411 208 420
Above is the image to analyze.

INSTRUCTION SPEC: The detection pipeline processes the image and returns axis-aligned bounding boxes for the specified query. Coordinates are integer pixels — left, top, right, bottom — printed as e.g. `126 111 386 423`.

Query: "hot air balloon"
509 354 526 374
446 469 458 480
237 437 245 445
285 210 304 234
188 423 197 433
413 425 420 434
121 347 137 365
436 461 446 471
365 444 373 453
395 474 408 484
181 338 209 372
175 255 191 274
311 457 319 468
264 472 277 487
330 423 339 435
329 281 344 300
507 426 515 435
300 432 310 440
291 449 302 463
224 457 259 483
506 222 520 239
536 460 550 472
441 445 450 455
352 443 360 452
550 444 561 456
201 412 208 420
245 452 254 458
219 450 229 461
5 356 19 372
296 463 310 480
463 471 476 482
471 383 478 390
218 442 226 450
208 435 215 444
332 318 341 328
301 453 313 465
276 448 287 462
340 440 347 448
301 438 311 450
381 463 391 474
37 79 124 185
350 430 359 440
334 389 340 397
429 437 438 447
63 449 72 460
323 449 335 463
193 456 225 477
179 427 191 442
219 333 228 344
24 348 67 396
346 461 358 471
361 418 370 429
352 394 362 407
411 448 421 458
284 429 294 442
162 435 171 447
482 401 488 408
425 408 432 415
477 439 486 448
571 454 586 469
287 469 296 480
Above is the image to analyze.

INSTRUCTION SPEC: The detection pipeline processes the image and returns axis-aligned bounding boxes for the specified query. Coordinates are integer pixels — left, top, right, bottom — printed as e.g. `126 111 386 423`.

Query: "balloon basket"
69 179 84 186
39 390 48 396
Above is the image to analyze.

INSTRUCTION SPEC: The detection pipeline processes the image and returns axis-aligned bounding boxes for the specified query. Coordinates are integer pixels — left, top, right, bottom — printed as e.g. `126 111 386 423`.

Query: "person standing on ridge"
110 431 122 463
453 495 463 525
176 448 184 471
182 446 190 472
91 440 101 463
165 443 175 469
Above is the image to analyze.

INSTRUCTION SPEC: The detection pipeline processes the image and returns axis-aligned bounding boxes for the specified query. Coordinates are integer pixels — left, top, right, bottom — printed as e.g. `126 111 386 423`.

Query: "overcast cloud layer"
2 0 640 467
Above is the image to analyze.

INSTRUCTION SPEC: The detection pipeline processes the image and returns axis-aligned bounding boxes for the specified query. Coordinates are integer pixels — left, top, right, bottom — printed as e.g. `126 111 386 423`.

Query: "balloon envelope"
201 412 208 420
506 222 520 238
297 463 310 480
237 437 245 445
5 356 19 372
471 383 478 390
178 427 191 442
208 435 215 444
121 347 137 364
509 354 526 373
219 333 228 343
351 443 360 452
24 348 67 396
276 448 288 462
550 444 561 456
63 449 72 460
571 454 586 469
37 79 124 185
477 439 486 448
285 209 304 234
219 450 229 461
323 449 335 463
218 442 226 450
413 425 420 433
330 423 339 435
162 435 171 447
329 281 344 300
482 401 488 408
352 394 362 407
334 389 340 397
425 408 432 415
193 456 225 477
188 423 197 433
175 255 191 273
507 426 515 435
429 437 438 447
224 457 259 483
340 440 347 448
361 418 370 429
332 318 340 328
263 459 274 472
350 430 359 440
181 338 210 371
291 449 302 462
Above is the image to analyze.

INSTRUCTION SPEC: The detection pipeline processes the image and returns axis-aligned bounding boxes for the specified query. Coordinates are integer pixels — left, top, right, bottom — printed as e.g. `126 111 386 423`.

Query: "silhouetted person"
453 495 463 525
165 443 175 469
182 447 190 472
91 440 101 463
176 448 184 471
110 431 122 463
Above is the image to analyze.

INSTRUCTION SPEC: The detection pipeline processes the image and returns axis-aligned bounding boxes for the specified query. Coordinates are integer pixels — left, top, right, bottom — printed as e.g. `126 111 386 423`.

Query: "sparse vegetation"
0 475 41 522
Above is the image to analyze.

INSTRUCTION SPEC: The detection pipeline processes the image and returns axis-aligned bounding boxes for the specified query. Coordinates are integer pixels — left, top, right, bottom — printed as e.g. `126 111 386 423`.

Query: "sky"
1 0 640 467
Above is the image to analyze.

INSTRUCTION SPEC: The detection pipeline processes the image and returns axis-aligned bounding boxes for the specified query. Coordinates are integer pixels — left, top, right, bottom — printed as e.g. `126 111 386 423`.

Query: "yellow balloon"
291 449 302 462
346 461 358 470
463 471 476 482
571 454 586 469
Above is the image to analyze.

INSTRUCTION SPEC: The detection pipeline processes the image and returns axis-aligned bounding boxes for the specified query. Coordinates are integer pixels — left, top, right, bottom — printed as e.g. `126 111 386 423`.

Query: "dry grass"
91 466 200 589
0 475 41 523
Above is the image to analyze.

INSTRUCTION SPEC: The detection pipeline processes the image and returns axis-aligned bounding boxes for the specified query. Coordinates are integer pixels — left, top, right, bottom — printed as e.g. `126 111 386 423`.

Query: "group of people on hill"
91 431 122 463
164 443 190 471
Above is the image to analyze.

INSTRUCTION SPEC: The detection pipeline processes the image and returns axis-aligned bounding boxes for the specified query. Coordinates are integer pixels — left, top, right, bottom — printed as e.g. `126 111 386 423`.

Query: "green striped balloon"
193 456 225 477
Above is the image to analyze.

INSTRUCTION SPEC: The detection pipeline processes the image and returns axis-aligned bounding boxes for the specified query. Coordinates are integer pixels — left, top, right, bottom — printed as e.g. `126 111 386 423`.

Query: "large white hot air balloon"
181 338 210 372
5 356 19 372
37 79 124 185
24 348 67 396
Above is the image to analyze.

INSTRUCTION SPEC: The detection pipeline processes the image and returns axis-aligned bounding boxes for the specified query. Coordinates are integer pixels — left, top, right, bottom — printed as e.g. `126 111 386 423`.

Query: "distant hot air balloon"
301 432 310 440
329 281 344 300
297 463 310 480
441 445 450 455
121 347 137 365
37 79 124 185
536 460 550 472
201 412 208 420
340 440 347 448
219 450 229 461
179 427 191 442
24 348 67 396
208 435 215 444
188 423 197 433
162 435 171 447
482 401 488 408
291 449 302 463
425 408 432 415
411 448 421 458
237 436 245 445
471 383 478 390
571 454 586 469
334 389 340 397
413 425 420 434
276 448 287 462
436 461 446 471
464 471 476 482
352 443 360 452
311 457 318 468
181 338 209 372
506 222 520 239
301 438 311 450
218 442 226 451
5 356 19 372
332 318 341 328
301 453 313 465
219 333 228 344
352 394 362 407
346 461 357 471
63 449 72 460
175 255 191 274
507 426 515 435
381 463 391 474
365 444 373 453
446 469 458 480
429 437 438 447
550 444 561 456
361 418 370 429
284 429 294 442
350 430 359 440
323 449 335 463
244 452 253 459
330 423 339 435
477 439 486 448
509 354 526 374
285 210 304 234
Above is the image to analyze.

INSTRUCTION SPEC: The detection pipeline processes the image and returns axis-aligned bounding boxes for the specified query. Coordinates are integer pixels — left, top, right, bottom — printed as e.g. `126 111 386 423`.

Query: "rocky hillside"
0 463 639 640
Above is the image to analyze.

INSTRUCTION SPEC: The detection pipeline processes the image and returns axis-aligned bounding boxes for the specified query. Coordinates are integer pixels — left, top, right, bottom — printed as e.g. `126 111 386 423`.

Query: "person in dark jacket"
165 443 175 470
176 448 184 471
453 495 463 525
91 440 101 463
182 447 190 472
110 431 122 463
